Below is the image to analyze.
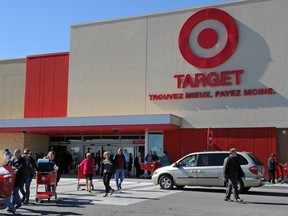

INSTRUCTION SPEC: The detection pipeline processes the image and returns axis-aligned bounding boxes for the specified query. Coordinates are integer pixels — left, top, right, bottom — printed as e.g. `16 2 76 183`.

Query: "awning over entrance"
0 114 182 135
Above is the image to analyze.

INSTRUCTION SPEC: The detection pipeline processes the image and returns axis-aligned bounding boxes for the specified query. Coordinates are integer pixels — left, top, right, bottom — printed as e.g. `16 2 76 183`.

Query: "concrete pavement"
29 174 180 206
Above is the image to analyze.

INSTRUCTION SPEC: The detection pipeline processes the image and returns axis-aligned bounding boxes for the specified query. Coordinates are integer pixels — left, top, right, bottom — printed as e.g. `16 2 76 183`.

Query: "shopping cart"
140 162 161 173
77 165 94 191
278 163 288 184
35 160 58 202
0 166 17 213
35 171 57 202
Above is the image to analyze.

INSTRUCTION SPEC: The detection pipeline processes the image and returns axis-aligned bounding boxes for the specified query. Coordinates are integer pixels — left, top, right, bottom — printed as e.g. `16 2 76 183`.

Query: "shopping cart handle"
0 167 18 176
36 171 56 174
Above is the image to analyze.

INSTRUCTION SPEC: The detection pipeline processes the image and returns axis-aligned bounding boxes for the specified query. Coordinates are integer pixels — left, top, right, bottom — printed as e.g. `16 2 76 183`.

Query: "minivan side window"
236 154 248 165
178 155 197 167
248 153 263 165
197 154 226 166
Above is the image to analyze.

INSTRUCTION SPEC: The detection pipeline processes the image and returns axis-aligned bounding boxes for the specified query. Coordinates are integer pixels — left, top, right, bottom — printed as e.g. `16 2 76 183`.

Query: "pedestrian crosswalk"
29 178 181 206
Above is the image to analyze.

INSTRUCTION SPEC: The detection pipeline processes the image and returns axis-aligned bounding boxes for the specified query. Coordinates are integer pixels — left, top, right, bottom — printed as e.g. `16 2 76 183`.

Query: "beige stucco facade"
68 0 288 129
0 58 26 119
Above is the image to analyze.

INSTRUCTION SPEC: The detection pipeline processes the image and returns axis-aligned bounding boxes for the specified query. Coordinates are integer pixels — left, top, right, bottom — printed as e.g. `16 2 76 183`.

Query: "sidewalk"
262 182 288 189
27 173 173 207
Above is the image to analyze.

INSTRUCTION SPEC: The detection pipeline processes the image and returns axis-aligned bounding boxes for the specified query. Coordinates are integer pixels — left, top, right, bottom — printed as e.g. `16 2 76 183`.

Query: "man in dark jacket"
267 153 277 183
223 148 245 202
113 148 126 190
6 149 26 213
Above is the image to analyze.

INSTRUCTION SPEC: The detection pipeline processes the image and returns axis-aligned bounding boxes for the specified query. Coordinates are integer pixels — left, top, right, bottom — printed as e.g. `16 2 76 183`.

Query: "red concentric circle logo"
179 8 238 68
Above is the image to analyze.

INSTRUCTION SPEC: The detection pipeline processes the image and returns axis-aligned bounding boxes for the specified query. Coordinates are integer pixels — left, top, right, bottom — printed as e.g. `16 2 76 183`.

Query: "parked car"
151 151 265 192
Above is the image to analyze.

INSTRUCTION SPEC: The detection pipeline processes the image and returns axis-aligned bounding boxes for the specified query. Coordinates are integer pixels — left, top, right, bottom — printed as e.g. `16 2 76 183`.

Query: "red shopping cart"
77 165 94 191
35 170 57 202
0 166 17 213
140 162 161 173
278 162 288 184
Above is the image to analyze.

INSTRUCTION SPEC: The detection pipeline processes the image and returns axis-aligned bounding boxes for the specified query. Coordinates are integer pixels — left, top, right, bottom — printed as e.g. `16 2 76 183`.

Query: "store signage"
148 8 276 101
58 141 71 145
174 70 243 88
178 8 238 69
132 140 145 144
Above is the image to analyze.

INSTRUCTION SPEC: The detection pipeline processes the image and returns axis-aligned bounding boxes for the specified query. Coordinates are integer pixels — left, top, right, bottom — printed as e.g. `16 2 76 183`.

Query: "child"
79 153 94 192
101 151 114 197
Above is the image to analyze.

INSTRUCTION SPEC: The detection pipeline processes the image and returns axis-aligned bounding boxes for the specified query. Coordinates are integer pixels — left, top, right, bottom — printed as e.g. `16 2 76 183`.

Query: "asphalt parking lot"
1 174 288 215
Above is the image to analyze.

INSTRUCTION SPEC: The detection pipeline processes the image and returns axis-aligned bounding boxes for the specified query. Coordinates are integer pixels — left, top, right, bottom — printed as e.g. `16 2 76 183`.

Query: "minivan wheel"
159 175 174 189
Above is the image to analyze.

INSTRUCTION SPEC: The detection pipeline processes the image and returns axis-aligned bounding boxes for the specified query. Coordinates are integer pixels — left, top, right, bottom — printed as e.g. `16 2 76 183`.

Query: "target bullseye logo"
179 8 238 68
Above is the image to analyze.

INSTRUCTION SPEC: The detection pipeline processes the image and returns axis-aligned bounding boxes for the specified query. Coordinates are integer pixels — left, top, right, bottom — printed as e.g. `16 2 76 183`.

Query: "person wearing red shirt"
80 153 94 192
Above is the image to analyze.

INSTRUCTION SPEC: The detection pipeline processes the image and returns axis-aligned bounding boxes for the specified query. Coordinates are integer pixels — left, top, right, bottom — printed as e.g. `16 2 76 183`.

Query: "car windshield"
248 153 263 165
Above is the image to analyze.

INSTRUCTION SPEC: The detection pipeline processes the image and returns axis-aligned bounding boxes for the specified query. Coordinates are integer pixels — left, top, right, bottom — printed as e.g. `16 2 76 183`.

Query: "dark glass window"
236 154 248 165
247 153 263 165
101 136 119 140
84 136 101 140
49 137 65 142
66 136 82 141
121 136 141 140
197 153 226 166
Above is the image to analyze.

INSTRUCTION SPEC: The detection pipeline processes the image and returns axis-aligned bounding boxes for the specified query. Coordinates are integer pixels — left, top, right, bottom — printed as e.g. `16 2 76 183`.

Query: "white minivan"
151 151 265 192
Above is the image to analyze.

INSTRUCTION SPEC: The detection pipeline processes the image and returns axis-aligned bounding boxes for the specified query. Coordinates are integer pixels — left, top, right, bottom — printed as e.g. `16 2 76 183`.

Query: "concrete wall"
24 134 50 158
69 0 288 128
0 58 26 119
0 133 24 153
0 133 49 159
69 18 147 116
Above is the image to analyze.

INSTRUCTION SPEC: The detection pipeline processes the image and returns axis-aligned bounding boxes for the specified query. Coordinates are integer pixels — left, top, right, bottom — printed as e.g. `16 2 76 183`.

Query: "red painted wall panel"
24 53 69 118
238 128 254 152
164 127 276 178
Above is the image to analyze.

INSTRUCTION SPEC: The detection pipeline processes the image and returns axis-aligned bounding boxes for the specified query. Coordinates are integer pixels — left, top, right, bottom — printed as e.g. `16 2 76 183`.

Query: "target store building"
0 0 288 174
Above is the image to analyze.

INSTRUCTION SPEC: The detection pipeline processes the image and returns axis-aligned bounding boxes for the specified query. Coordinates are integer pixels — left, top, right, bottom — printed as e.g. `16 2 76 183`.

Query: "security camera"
112 128 119 133
21 130 27 134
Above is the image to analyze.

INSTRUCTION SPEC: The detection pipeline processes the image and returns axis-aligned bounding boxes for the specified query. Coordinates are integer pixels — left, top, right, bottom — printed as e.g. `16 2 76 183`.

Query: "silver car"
152 151 265 192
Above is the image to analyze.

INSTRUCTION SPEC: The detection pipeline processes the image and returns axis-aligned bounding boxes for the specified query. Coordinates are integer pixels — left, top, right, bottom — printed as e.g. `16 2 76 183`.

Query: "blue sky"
0 0 232 59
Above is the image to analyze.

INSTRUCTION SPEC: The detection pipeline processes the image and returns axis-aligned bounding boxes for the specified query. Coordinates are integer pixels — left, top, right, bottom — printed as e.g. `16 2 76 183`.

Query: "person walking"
161 151 170 167
43 151 60 191
4 148 12 159
62 151 73 174
223 148 245 203
123 149 130 177
134 152 144 178
94 152 101 175
6 149 26 213
101 151 114 197
113 148 126 190
79 152 94 192
267 153 277 184
20 149 37 204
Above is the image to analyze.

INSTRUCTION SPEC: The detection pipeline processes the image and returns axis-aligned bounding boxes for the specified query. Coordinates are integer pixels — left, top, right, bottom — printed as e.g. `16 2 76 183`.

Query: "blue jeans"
115 169 124 189
10 187 21 207
20 176 33 201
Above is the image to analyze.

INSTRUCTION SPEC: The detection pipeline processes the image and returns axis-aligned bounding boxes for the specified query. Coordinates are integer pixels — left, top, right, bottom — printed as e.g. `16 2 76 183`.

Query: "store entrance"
83 144 143 159
81 144 144 176
83 144 119 159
